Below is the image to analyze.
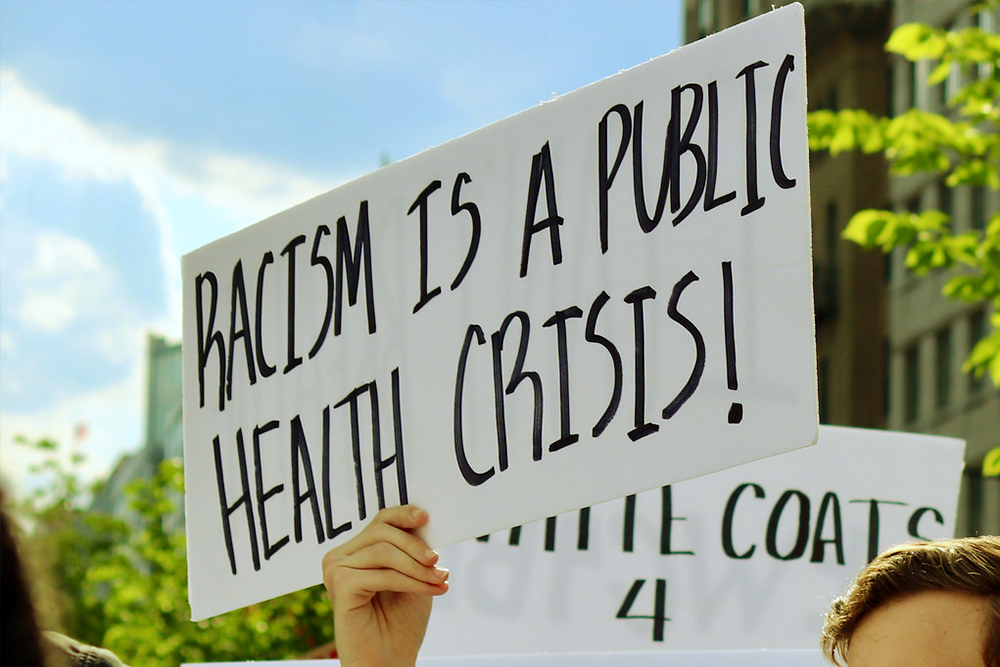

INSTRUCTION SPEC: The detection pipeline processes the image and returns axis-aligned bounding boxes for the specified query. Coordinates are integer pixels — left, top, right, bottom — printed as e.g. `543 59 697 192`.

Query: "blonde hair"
821 536 1000 666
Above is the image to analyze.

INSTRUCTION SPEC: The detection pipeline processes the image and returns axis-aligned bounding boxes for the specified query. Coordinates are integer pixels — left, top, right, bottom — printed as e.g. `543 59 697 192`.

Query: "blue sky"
0 0 683 496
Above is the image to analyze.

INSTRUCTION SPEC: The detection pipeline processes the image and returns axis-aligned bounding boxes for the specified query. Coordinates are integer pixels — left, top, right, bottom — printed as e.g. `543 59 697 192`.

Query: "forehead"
847 590 988 667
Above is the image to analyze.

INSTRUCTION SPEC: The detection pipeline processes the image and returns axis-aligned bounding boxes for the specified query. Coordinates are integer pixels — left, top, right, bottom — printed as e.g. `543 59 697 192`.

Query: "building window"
826 200 839 265
971 185 987 231
698 0 714 36
916 59 930 110
826 85 839 113
892 195 922 283
977 7 997 32
814 200 839 322
888 61 897 117
944 61 961 107
940 22 959 108
976 9 997 80
907 60 919 111
819 356 830 424
935 327 952 410
904 344 920 424
969 308 989 395
905 59 931 111
937 178 953 223
962 468 983 536
883 339 891 420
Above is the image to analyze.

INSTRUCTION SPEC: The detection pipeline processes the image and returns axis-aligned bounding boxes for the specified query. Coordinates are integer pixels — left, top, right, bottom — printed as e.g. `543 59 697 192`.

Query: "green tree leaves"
10 435 123 647
90 459 334 666
9 439 334 667
807 9 1000 385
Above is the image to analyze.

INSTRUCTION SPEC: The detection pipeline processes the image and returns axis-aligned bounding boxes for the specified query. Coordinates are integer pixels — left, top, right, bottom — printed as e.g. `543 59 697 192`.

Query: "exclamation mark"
723 261 742 424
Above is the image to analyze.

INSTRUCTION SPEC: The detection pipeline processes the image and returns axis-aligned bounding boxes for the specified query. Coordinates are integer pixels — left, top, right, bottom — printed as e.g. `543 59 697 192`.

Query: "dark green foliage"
10 438 333 667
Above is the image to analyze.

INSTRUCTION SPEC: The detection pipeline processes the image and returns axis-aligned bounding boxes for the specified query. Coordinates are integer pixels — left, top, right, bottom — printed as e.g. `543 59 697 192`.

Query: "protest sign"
182 4 815 620
420 426 965 654
185 649 830 667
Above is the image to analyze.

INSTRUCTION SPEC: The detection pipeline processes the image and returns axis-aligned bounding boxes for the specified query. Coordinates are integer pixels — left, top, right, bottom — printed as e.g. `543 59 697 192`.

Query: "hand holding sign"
322 505 448 667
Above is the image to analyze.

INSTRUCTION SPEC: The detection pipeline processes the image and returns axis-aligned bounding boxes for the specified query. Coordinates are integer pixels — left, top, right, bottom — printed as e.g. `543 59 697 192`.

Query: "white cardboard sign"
185 649 830 667
182 4 815 620
421 427 965 654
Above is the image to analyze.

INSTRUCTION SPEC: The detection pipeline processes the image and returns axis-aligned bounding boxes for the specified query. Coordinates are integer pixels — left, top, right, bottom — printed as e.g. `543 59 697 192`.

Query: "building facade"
91 334 184 531
684 0 1000 536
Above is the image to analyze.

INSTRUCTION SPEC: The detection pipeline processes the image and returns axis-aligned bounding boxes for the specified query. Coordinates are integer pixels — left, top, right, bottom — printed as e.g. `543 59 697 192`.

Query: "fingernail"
425 548 438 562
434 567 449 580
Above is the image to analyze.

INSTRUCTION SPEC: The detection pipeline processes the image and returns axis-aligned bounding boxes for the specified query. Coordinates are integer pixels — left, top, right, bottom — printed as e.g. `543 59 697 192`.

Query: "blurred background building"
91 334 183 531
684 0 999 535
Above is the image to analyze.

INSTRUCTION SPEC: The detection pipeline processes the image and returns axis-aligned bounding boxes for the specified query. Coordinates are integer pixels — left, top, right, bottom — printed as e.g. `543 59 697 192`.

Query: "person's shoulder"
43 631 131 667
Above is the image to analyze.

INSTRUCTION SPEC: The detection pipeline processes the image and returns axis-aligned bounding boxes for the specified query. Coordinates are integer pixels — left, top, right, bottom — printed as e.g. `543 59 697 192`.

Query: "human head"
821 536 1000 666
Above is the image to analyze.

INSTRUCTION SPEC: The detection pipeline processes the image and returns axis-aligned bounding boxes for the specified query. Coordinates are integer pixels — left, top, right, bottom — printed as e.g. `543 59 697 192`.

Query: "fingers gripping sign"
323 505 448 667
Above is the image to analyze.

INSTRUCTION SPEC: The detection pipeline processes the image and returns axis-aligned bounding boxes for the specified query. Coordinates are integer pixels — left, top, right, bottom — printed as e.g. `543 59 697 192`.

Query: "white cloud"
0 68 339 254
26 230 103 275
17 292 76 332
0 69 347 497
17 231 109 332
2 69 334 211
0 68 351 343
